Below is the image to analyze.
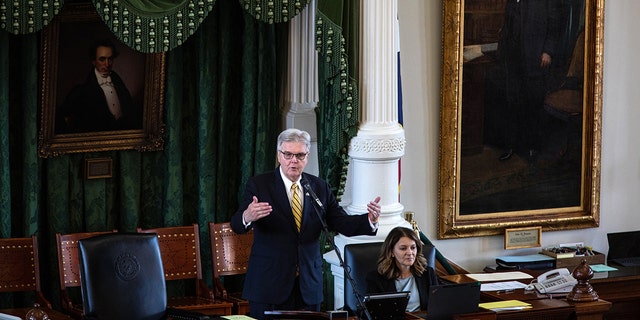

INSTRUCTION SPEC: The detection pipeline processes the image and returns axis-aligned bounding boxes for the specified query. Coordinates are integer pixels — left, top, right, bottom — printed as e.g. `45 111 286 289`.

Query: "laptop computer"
424 282 481 320
607 231 640 267
362 291 410 320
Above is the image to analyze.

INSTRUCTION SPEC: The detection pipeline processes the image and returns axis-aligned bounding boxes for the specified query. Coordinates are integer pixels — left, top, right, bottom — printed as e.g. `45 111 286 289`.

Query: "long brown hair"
376 227 427 280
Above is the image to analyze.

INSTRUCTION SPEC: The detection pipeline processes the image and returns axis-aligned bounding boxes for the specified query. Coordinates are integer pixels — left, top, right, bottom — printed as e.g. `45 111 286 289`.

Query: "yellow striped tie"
291 183 302 232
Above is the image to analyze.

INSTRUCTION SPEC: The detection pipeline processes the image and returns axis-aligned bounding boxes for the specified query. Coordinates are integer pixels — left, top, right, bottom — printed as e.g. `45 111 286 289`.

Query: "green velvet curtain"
0 32 46 308
315 0 359 201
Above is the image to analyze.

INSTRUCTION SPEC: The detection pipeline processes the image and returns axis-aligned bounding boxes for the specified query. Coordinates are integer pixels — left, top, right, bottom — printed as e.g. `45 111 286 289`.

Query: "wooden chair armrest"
35 291 52 309
212 277 228 299
196 279 215 300
59 290 73 309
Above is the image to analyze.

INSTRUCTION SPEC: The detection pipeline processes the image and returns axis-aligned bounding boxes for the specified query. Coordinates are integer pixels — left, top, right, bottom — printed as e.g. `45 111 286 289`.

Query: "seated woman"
366 226 439 312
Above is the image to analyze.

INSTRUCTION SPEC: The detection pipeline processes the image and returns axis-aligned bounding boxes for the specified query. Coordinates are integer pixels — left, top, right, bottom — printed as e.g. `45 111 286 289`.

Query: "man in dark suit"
496 0 561 161
231 128 381 319
56 39 141 133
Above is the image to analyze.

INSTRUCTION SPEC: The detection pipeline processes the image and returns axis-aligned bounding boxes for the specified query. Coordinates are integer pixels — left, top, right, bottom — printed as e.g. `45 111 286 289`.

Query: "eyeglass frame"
279 150 309 161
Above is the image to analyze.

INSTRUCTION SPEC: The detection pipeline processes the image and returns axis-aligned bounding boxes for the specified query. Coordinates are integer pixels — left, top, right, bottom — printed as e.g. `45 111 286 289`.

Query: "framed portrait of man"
39 2 165 157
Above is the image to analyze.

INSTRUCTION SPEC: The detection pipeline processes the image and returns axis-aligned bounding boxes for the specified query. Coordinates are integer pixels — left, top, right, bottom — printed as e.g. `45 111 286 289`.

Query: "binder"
496 254 555 270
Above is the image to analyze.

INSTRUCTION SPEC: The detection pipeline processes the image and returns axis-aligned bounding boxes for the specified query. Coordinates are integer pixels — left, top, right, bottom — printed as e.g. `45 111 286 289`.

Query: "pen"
495 289 515 294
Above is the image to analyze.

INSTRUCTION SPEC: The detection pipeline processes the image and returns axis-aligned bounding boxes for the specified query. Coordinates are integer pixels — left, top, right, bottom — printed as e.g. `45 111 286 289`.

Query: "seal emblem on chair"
115 252 140 281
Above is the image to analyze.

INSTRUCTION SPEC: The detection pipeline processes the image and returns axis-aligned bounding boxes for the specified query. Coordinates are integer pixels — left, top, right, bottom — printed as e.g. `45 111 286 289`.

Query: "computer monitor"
425 282 481 320
607 231 640 266
362 291 410 320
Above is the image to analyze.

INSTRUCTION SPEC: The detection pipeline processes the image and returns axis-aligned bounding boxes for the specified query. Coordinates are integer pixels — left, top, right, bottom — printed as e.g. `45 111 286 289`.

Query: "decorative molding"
349 136 405 155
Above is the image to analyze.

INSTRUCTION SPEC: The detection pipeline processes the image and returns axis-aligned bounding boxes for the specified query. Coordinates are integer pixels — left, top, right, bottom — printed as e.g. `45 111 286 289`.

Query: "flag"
397 15 403 201
397 16 404 127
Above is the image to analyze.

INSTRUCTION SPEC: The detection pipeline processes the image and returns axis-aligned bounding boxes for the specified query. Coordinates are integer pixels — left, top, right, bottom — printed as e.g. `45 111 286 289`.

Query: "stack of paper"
479 300 532 311
466 271 533 282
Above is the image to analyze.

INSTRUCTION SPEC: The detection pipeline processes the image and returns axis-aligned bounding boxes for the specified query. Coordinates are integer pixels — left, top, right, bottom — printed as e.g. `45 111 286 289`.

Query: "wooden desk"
407 310 495 320
589 265 640 319
0 307 72 319
407 299 608 320
441 274 611 320
483 264 640 319
478 299 572 320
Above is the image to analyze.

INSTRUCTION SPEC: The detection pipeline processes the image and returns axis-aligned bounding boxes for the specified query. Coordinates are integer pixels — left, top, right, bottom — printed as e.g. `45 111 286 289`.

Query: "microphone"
301 179 323 208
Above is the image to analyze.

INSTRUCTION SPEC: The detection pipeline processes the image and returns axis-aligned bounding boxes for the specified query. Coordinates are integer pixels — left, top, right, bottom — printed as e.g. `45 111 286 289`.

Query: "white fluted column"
284 0 320 175
323 0 410 309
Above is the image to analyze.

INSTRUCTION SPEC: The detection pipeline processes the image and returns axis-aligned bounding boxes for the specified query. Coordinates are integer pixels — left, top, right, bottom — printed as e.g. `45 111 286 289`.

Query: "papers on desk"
480 280 529 292
590 264 618 272
466 271 533 282
479 300 532 312
467 272 532 292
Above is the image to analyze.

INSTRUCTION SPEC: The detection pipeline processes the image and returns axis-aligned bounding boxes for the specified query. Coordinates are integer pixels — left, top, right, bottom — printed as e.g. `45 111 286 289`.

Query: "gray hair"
277 128 311 152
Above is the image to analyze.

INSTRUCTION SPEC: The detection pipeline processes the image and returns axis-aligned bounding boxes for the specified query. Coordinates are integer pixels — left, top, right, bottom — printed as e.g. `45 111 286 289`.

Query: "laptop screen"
424 282 480 320
607 231 640 260
363 291 410 320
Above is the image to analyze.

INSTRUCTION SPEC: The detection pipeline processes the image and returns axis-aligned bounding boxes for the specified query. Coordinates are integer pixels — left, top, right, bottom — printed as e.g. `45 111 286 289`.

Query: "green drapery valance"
240 0 310 23
92 0 218 52
0 1 64 34
1 0 310 52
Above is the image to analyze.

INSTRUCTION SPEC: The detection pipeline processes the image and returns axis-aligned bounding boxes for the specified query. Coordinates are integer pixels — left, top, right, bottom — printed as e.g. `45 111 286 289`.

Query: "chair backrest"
55 230 117 318
0 235 51 308
136 224 204 282
0 236 41 293
342 241 436 315
566 31 585 78
138 224 236 316
56 231 116 290
78 233 167 320
209 221 253 278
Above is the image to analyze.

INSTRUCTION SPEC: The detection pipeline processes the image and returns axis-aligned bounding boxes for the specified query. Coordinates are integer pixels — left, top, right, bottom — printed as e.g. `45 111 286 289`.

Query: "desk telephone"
525 268 578 294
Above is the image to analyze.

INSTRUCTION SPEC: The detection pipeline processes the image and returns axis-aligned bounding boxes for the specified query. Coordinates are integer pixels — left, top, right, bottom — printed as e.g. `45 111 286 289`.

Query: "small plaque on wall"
84 158 113 179
505 226 542 250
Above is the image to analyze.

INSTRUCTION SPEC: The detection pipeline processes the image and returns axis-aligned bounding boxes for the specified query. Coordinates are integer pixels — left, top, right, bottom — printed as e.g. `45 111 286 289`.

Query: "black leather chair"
342 241 436 316
78 233 207 320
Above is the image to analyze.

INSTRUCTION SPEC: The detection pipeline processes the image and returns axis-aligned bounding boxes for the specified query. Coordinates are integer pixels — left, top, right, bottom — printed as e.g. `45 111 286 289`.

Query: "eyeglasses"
279 151 309 161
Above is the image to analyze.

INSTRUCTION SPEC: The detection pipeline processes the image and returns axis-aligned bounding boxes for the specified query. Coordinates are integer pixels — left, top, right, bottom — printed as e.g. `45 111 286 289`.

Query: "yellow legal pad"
479 300 532 311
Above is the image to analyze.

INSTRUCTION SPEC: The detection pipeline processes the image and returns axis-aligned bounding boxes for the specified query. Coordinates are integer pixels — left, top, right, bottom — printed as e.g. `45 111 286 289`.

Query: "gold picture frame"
38 2 165 158
438 0 604 239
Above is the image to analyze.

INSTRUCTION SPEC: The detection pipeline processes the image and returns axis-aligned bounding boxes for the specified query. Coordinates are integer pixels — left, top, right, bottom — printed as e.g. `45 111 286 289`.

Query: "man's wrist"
242 212 251 228
369 220 378 231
